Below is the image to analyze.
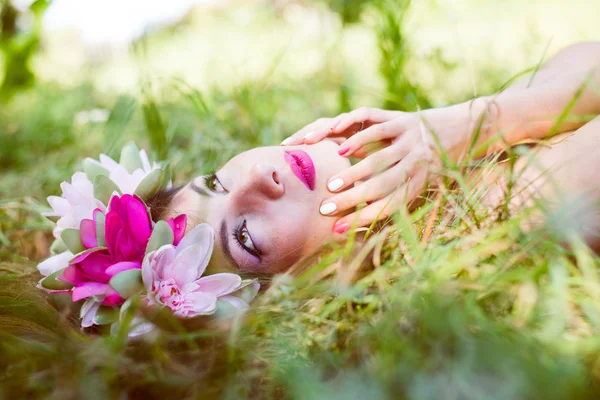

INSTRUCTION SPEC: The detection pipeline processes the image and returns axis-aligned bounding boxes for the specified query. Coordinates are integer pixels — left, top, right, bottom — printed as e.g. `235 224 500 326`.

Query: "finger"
338 118 407 156
332 168 427 233
326 142 410 193
326 137 346 145
352 139 393 159
319 150 422 216
330 107 402 135
281 118 335 146
305 108 402 145
301 112 351 144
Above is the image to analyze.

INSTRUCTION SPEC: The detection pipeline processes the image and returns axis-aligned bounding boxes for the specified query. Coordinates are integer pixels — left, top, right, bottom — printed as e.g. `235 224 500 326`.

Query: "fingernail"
303 131 316 141
338 145 350 156
319 202 337 215
333 221 349 234
281 137 291 146
330 119 341 131
327 178 344 192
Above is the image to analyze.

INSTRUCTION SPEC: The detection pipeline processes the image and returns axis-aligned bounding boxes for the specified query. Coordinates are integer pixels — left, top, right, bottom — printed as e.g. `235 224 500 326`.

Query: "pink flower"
142 224 242 317
60 194 182 306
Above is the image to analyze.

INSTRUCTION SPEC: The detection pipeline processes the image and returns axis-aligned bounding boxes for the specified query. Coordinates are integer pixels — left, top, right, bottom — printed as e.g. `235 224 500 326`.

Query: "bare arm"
279 42 600 232
474 42 600 153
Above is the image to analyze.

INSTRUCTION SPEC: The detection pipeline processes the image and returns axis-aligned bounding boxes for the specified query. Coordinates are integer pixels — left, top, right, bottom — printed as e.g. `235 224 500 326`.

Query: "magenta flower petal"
78 250 113 283
70 248 97 264
60 264 87 285
105 261 141 277
104 195 151 261
126 195 152 244
194 273 242 297
109 194 123 215
102 287 125 306
80 218 97 249
105 212 123 256
167 214 187 246
72 282 110 302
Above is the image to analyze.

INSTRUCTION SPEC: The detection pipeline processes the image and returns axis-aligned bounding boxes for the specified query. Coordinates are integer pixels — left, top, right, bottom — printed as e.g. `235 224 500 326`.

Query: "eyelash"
204 173 227 193
232 221 261 259
204 174 260 259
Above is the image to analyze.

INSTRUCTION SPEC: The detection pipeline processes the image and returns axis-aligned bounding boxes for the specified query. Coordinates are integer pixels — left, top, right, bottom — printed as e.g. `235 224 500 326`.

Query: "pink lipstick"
284 150 316 191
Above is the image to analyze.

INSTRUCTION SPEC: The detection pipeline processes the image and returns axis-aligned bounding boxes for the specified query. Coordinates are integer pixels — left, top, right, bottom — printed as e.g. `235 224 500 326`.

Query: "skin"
166 140 351 275
282 42 600 233
164 42 600 275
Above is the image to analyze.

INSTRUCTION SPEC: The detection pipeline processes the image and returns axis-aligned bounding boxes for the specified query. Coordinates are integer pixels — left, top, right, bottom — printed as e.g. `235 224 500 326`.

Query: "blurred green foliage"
370 0 432 110
1 1 600 399
0 0 49 101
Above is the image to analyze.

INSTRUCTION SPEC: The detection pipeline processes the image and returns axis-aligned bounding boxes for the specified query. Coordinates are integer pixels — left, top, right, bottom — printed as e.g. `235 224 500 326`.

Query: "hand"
282 108 403 158
298 103 487 233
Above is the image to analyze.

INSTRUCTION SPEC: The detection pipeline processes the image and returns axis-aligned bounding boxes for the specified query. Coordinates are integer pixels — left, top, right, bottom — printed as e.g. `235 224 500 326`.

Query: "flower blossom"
42 172 107 239
59 194 184 306
85 149 162 195
142 224 243 317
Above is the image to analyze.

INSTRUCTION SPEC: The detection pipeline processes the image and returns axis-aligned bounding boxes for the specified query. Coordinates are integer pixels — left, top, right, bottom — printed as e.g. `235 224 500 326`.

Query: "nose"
243 164 285 200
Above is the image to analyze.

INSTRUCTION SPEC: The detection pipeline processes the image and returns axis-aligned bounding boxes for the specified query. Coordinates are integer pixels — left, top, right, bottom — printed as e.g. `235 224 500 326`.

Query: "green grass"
2 1 600 399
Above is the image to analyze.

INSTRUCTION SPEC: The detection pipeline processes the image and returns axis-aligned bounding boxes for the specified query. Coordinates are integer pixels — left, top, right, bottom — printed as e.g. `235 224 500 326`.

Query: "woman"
154 41 600 274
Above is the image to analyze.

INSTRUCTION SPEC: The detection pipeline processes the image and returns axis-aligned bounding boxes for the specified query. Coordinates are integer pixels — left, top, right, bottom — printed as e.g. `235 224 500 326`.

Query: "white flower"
80 299 102 328
85 150 162 195
42 172 107 239
37 250 73 276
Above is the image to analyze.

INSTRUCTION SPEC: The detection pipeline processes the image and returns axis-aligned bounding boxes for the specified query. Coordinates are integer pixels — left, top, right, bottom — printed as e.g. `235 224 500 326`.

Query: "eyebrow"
190 180 211 196
219 219 238 270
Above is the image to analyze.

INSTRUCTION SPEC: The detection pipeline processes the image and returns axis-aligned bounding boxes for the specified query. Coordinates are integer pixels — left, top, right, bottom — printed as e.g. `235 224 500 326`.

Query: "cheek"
267 208 335 261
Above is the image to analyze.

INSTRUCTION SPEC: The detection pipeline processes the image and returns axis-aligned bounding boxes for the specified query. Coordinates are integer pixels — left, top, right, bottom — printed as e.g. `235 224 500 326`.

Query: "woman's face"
169 140 351 274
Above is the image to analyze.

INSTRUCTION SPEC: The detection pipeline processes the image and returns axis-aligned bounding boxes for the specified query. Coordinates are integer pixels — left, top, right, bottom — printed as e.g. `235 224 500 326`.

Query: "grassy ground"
2 1 600 398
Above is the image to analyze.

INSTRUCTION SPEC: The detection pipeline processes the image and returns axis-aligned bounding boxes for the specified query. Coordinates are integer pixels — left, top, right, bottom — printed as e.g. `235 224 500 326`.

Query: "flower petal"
104 212 123 256
125 195 152 244
105 261 141 277
139 149 152 172
218 295 249 310
102 287 125 306
80 218 98 249
37 251 73 276
45 195 70 215
80 299 102 328
184 291 217 316
60 181 87 206
77 250 113 283
194 273 242 297
168 245 207 287
72 282 110 302
127 317 156 338
175 223 214 256
60 264 88 286
99 154 119 171
142 245 176 292
173 223 214 279
167 214 187 246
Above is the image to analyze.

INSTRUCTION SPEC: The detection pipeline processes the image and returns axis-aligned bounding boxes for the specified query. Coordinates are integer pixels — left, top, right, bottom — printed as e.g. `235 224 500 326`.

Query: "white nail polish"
319 202 337 215
281 138 291 145
328 178 344 192
303 131 315 141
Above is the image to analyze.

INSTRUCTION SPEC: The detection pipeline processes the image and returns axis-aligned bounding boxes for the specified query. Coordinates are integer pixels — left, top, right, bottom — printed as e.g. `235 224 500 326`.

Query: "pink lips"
284 150 316 191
